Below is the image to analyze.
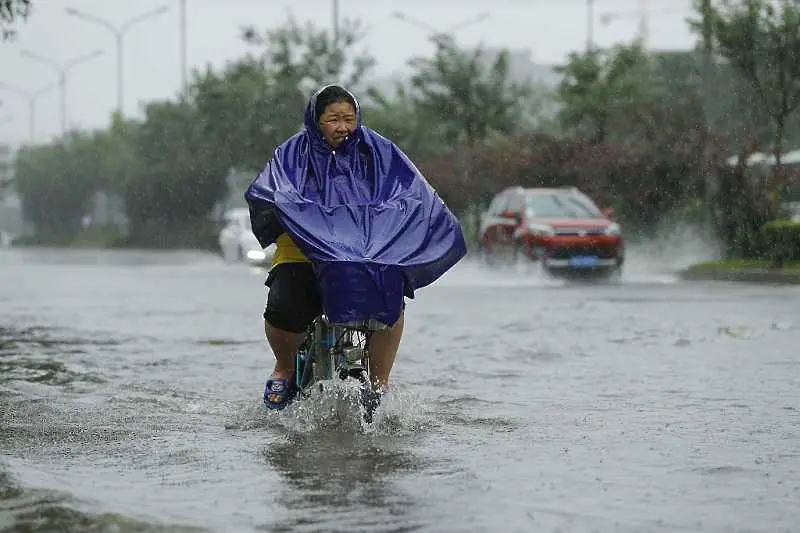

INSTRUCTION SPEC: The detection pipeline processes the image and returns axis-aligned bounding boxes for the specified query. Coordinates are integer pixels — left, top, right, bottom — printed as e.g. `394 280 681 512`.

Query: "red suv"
479 186 624 276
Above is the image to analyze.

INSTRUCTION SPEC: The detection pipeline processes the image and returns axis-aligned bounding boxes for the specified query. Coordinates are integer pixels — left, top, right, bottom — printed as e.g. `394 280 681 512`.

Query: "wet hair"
314 85 357 121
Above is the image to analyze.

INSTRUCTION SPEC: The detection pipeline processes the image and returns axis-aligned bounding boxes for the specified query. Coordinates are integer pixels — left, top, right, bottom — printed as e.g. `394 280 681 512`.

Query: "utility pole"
700 0 716 230
701 0 714 113
180 0 187 96
638 0 649 46
332 0 340 51
586 0 595 51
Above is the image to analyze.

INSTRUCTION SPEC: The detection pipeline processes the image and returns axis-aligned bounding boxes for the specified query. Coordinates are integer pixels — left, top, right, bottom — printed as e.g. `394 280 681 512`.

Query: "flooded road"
1 247 799 533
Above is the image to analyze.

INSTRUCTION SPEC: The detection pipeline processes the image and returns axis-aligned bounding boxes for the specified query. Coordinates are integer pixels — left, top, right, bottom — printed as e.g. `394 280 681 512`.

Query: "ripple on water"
0 325 119 389
0 469 207 533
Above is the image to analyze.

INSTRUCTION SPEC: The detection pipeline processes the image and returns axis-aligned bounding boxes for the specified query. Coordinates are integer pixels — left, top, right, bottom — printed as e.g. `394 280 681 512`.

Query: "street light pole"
20 49 104 135
599 0 682 49
392 8 490 241
391 11 490 39
700 0 715 229
447 13 490 34
392 12 437 35
65 5 170 116
0 81 59 142
332 0 340 51
179 0 187 96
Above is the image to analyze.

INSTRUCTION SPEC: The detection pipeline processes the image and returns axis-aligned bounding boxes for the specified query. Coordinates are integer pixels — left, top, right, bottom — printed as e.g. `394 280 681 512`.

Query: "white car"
218 207 275 266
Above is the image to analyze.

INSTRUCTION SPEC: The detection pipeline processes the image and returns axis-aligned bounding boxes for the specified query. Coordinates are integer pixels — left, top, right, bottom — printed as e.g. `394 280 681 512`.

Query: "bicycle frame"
294 315 388 397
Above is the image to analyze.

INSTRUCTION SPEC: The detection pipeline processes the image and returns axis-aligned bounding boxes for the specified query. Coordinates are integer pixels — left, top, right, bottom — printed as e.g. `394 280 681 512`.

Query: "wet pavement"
1 247 799 533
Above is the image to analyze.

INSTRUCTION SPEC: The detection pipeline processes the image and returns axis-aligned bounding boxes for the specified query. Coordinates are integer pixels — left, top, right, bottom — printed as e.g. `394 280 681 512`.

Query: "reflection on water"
0 325 115 389
263 430 424 533
1 248 799 532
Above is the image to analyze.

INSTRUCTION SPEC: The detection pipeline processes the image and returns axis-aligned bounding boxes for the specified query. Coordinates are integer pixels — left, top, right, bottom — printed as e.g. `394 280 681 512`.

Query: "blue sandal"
263 375 297 410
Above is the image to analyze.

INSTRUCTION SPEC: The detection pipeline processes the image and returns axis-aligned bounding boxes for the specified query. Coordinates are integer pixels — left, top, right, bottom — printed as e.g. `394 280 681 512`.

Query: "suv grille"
549 245 617 259
553 227 605 235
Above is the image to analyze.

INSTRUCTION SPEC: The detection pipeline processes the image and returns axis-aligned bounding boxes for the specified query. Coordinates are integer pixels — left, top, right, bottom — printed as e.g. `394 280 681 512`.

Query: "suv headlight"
528 223 555 236
604 223 621 236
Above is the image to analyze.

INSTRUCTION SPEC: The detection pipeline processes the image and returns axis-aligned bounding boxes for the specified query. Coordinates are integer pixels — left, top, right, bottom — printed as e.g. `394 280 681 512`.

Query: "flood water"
1 247 799 533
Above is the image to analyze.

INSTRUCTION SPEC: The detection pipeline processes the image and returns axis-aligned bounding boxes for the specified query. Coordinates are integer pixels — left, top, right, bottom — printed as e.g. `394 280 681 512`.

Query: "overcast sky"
0 0 695 147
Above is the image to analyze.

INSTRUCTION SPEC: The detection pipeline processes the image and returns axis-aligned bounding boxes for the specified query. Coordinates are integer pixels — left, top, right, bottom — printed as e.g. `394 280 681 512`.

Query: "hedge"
761 218 800 266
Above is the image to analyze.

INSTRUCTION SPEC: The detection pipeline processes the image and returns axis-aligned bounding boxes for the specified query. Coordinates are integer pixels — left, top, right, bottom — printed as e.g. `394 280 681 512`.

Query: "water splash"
623 222 722 279
431 257 565 289
230 379 435 436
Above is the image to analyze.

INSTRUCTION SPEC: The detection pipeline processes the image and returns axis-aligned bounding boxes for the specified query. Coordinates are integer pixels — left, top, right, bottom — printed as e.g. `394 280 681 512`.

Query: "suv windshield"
525 193 601 218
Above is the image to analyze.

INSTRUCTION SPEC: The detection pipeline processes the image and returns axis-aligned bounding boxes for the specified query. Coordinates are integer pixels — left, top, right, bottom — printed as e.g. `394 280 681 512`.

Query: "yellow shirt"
272 232 310 267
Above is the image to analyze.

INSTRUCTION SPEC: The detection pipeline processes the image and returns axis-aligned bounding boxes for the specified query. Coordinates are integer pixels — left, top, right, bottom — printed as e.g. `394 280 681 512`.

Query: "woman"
246 85 466 410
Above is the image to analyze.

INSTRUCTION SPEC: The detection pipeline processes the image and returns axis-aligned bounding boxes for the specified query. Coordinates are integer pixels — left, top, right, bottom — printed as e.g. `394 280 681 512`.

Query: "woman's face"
317 101 357 148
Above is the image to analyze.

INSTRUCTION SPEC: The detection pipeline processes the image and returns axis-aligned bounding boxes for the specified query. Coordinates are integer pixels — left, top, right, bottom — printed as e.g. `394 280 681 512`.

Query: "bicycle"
293 315 387 423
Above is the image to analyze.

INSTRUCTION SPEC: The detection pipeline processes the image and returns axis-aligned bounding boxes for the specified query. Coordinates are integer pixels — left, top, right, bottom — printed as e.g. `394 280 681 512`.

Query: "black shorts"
263 262 322 334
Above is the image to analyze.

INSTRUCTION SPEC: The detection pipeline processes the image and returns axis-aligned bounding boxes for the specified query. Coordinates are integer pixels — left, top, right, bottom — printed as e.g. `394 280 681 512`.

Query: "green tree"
686 0 800 257
120 100 227 247
95 112 140 195
0 0 30 40
242 14 375 93
189 56 304 175
0 144 13 198
362 84 449 159
190 15 380 177
407 35 531 152
1 0 31 111
652 49 776 151
555 42 659 143
14 131 104 242
694 0 800 168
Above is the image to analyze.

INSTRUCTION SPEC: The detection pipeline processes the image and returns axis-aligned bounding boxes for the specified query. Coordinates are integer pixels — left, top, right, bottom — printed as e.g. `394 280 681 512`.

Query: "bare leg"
368 311 404 391
265 319 304 403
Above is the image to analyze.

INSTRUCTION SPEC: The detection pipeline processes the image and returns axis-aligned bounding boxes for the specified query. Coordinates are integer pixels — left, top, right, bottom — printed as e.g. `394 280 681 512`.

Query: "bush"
420 132 708 236
761 218 800 266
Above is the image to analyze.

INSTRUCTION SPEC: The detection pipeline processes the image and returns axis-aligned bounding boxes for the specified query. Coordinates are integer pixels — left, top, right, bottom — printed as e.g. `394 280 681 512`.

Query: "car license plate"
569 255 599 268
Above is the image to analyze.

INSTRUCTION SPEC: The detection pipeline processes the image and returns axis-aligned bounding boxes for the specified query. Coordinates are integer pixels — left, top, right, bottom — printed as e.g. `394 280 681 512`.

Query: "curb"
679 268 800 285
